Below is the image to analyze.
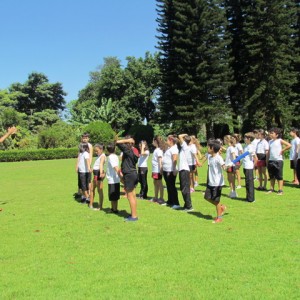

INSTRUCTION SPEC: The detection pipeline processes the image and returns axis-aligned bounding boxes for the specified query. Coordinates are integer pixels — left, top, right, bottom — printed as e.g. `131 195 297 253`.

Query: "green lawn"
0 158 299 299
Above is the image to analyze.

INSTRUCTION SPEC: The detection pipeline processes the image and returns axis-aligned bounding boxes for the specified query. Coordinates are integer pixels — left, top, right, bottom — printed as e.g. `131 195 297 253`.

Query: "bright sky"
0 0 158 102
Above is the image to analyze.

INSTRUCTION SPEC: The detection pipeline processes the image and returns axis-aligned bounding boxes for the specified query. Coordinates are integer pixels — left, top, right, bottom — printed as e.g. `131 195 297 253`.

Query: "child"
204 140 227 223
151 136 165 204
89 144 106 210
233 133 243 189
224 135 238 198
75 143 91 204
289 128 300 185
256 129 269 190
137 140 150 199
106 143 121 213
242 133 258 202
187 136 199 192
116 136 139 221
162 135 180 208
267 128 291 195
178 134 193 211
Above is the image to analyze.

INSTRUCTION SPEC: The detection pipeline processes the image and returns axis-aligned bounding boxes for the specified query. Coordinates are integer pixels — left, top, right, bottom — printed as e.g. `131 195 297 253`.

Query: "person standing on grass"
289 128 300 185
204 140 227 224
266 128 291 195
137 140 150 200
151 136 165 204
116 136 139 221
242 133 258 203
178 134 193 212
75 143 91 204
89 144 106 210
162 135 180 209
106 143 121 214
0 126 17 143
256 129 269 191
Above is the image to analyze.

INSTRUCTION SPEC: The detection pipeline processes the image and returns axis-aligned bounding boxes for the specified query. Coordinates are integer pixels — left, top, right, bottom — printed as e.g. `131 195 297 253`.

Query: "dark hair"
79 143 89 153
208 140 221 153
269 127 282 138
106 143 115 154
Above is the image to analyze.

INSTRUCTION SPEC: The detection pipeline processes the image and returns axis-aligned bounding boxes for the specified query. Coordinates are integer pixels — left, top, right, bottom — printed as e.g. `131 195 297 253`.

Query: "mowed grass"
0 158 299 299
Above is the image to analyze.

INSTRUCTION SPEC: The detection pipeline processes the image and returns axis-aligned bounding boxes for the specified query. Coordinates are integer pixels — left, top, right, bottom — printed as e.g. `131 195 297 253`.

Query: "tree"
9 72 67 115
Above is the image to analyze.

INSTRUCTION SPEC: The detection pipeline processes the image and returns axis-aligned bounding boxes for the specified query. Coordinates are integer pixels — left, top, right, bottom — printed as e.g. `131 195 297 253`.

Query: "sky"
0 0 158 102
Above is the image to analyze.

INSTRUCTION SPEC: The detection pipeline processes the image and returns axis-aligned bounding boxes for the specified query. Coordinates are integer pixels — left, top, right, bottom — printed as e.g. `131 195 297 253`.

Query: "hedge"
0 148 79 162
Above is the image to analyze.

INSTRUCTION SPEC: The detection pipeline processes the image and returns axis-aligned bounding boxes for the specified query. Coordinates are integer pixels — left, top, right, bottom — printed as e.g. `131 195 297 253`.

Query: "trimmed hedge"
0 148 78 162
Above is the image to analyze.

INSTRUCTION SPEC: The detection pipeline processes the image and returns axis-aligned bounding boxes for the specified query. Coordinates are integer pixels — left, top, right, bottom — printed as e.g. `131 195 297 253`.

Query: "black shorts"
290 160 296 169
189 165 196 172
267 160 283 180
108 183 120 201
93 169 105 182
79 172 91 192
123 172 138 192
204 185 222 203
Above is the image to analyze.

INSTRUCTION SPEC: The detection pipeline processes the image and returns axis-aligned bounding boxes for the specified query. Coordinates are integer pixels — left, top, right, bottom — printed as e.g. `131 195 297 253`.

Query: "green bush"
38 122 80 149
83 121 115 145
0 148 78 162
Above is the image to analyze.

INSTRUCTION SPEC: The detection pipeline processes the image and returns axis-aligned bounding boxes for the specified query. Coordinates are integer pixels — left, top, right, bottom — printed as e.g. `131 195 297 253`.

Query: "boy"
178 134 193 211
289 128 300 184
267 128 291 195
204 140 227 223
116 136 139 221
106 143 121 213
242 133 258 202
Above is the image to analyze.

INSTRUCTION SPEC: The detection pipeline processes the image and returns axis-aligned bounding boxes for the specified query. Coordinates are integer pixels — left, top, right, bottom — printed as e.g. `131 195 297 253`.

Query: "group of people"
74 127 299 223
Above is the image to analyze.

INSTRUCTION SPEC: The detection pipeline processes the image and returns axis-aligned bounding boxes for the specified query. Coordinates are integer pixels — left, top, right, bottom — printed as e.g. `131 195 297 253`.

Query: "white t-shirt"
256 139 269 154
290 137 300 160
269 139 283 161
242 144 256 169
152 148 163 173
187 143 197 166
208 154 225 186
138 150 150 168
93 153 106 170
162 144 179 172
78 151 90 173
106 154 120 184
225 146 237 166
179 142 190 171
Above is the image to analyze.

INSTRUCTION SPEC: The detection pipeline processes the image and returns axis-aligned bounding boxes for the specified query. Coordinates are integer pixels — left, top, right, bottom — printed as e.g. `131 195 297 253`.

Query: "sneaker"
190 188 195 193
212 217 223 223
171 205 181 210
124 216 138 222
236 185 242 189
277 190 283 196
184 207 194 212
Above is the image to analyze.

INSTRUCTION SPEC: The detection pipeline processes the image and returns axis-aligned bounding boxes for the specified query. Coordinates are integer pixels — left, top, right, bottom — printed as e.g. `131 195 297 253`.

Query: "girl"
256 129 269 190
137 140 150 199
116 136 139 221
224 135 238 198
151 136 165 204
75 143 91 204
89 144 106 210
162 135 180 208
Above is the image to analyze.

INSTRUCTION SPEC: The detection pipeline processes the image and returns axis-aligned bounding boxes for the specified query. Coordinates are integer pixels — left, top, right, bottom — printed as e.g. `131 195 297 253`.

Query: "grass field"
0 158 299 299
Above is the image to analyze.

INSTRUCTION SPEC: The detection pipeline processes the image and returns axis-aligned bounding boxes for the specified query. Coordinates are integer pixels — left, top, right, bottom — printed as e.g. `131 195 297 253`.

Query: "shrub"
38 122 80 149
0 148 78 162
83 121 115 145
